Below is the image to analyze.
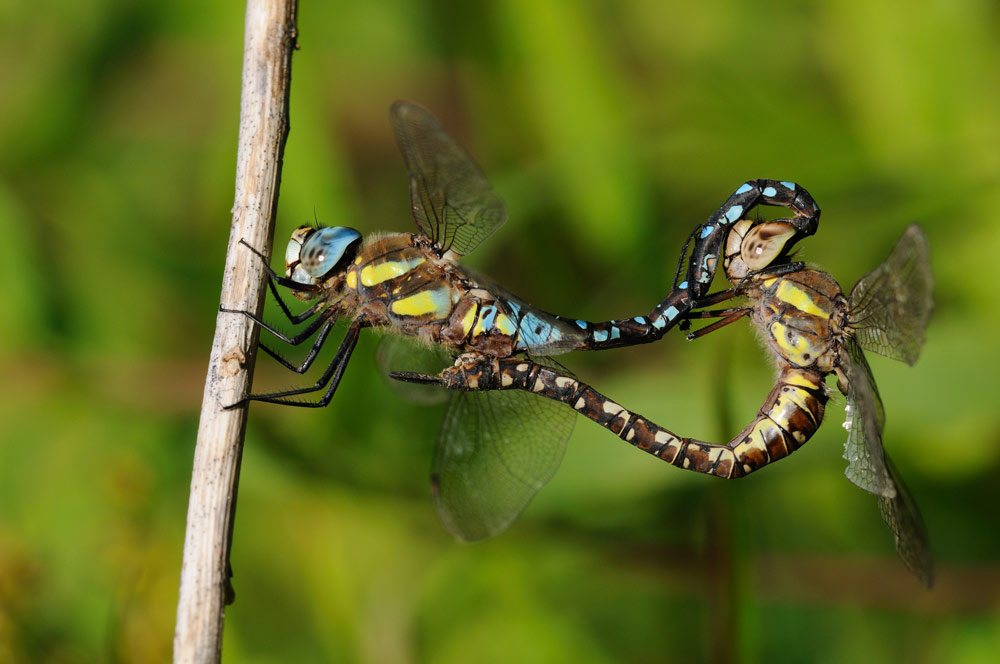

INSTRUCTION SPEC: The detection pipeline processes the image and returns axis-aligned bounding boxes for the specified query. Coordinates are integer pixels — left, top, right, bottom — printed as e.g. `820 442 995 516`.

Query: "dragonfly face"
284 225 363 299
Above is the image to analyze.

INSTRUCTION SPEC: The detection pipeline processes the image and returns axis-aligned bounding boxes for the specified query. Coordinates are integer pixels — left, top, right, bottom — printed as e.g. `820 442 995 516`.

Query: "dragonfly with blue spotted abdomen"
223 101 820 540
399 223 934 585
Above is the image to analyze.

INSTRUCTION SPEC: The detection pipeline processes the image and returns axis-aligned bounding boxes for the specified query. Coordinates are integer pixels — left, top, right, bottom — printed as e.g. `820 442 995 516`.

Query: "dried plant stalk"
174 1 298 662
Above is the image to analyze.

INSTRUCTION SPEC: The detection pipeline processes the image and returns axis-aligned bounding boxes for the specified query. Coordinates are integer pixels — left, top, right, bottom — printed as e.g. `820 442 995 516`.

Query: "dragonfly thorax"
285 225 363 288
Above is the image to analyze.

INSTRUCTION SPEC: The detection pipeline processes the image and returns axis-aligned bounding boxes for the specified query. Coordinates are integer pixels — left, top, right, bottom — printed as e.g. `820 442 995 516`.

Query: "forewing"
848 224 933 366
375 334 450 405
877 454 934 587
390 101 507 256
431 376 575 541
842 340 895 498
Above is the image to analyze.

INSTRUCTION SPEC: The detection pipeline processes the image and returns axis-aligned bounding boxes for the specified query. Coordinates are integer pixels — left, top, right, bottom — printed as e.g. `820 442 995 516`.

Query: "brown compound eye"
741 221 797 270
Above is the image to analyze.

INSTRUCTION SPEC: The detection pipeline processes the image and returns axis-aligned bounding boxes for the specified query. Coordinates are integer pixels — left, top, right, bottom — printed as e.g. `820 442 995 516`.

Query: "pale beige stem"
174 1 297 662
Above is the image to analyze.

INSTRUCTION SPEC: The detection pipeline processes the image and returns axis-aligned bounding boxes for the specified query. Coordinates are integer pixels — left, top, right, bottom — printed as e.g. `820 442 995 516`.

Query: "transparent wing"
843 340 934 585
375 334 451 405
848 224 933 366
431 361 575 541
877 455 934 587
390 101 508 256
842 340 894 498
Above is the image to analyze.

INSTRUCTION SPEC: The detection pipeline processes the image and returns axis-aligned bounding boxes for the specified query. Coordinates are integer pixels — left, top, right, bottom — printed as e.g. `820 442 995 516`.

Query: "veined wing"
848 224 933 366
877 455 934 587
431 360 575 541
842 339 894 498
842 339 933 585
390 101 508 257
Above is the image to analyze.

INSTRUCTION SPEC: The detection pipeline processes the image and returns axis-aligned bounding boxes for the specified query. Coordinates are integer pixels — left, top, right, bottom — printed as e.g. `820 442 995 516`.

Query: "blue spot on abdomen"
519 311 558 348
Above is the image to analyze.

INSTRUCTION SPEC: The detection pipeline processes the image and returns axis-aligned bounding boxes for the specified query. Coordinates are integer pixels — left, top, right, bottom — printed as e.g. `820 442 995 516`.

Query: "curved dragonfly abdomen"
401 224 934 586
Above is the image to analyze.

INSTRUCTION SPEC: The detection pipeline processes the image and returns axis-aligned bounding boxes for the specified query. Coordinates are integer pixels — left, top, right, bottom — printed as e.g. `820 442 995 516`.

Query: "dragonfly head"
723 219 800 283
285 225 363 292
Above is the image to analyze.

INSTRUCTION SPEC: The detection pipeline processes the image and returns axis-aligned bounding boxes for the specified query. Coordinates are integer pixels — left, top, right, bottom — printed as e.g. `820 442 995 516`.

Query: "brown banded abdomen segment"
443 357 829 482
730 368 826 475
506 361 743 479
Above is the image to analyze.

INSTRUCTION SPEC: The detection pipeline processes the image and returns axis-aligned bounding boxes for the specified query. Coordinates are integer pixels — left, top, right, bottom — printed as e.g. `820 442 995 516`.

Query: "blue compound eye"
298 226 362 278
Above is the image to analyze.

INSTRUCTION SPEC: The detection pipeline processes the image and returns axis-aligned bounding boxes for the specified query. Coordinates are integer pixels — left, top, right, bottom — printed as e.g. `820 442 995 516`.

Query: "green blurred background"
2 1 998 662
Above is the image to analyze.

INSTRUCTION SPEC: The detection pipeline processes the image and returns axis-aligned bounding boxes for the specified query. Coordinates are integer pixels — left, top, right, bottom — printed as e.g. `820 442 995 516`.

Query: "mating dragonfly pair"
224 102 934 586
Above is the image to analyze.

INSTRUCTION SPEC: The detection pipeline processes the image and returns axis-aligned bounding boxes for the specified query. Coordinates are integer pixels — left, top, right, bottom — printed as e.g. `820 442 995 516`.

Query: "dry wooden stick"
174 1 298 662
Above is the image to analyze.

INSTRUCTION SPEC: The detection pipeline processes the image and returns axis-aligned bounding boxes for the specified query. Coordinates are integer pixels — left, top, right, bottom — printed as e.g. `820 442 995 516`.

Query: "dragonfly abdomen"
439 357 828 479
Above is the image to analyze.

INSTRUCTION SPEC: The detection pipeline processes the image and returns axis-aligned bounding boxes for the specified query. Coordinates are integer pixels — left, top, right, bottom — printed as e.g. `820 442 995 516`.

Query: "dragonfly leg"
728 260 807 294
265 275 326 324
227 318 365 408
684 308 752 340
690 288 738 308
220 304 338 346
258 314 339 374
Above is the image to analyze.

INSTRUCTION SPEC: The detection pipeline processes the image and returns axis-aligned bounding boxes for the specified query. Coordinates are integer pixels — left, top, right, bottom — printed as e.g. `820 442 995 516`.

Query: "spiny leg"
265 274 326 325
220 304 338 346
683 307 751 340
228 318 366 408
258 314 339 374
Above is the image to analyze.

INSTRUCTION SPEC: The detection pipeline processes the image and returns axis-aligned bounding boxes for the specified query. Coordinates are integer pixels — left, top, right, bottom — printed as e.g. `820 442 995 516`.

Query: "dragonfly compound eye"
298 226 363 280
741 221 797 271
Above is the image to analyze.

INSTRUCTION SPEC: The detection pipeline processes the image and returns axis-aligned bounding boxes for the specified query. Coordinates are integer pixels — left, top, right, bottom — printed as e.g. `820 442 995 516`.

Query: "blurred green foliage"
1 0 999 662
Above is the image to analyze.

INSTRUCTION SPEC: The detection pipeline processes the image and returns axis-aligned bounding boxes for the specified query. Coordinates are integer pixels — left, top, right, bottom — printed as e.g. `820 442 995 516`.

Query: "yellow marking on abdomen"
345 270 358 290
390 288 452 318
783 371 822 390
733 424 769 459
458 305 477 337
768 385 815 430
360 256 425 287
494 312 517 336
776 280 829 318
